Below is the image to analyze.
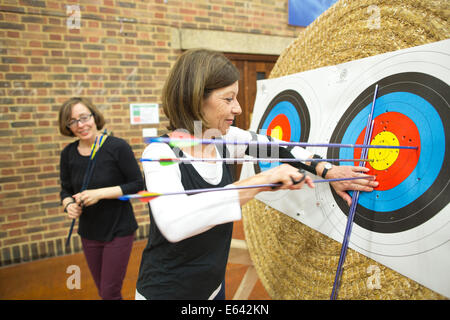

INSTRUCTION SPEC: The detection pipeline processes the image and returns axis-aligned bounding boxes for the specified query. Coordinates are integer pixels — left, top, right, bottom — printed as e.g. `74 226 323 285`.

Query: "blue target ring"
259 101 302 170
255 90 310 173
340 92 445 212
260 101 302 141
328 72 450 233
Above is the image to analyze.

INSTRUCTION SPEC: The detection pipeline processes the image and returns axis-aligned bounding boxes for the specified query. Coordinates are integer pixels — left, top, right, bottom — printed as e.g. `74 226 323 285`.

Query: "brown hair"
58 97 105 137
162 49 240 133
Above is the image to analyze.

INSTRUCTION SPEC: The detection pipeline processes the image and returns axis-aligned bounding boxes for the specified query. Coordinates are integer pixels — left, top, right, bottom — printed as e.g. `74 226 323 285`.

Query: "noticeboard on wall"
130 103 159 125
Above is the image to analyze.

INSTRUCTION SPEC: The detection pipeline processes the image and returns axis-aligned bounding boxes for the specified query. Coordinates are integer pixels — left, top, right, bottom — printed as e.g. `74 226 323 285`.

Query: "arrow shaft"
145 136 417 150
66 135 102 247
119 176 373 201
140 157 372 163
331 84 379 300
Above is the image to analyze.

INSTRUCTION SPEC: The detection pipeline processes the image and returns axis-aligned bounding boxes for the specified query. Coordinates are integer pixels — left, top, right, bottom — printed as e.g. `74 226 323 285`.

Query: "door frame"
225 53 278 130
224 53 279 179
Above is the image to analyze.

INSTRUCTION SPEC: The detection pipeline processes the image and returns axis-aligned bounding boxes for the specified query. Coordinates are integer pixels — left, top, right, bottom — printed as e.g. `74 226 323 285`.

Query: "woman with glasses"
58 97 143 300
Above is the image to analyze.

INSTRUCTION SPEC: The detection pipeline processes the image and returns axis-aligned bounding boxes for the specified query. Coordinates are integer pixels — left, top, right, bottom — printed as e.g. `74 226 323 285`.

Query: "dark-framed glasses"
67 113 93 128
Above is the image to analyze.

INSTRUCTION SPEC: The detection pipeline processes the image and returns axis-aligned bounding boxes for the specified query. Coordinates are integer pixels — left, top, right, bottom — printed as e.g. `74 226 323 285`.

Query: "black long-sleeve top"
60 136 144 242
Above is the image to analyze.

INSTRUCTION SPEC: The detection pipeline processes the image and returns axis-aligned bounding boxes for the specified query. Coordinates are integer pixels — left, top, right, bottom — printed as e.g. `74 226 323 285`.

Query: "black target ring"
327 72 450 233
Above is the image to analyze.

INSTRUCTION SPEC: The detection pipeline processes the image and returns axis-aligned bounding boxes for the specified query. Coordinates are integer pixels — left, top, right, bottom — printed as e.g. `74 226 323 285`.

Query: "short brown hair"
162 49 240 133
58 97 105 137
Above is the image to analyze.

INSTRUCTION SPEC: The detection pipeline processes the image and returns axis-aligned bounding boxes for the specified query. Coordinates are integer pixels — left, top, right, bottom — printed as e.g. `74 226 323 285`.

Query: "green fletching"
160 161 175 166
168 139 199 148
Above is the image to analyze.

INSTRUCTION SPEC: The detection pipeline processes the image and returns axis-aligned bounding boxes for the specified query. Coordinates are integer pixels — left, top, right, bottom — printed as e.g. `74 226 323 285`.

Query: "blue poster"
288 0 338 27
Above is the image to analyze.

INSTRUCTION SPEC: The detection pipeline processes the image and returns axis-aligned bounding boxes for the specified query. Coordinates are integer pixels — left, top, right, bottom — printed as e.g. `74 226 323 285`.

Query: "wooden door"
226 53 278 130
225 53 278 179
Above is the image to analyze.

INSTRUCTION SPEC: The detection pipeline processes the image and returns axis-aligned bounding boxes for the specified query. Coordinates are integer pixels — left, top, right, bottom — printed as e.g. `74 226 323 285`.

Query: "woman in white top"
135 49 377 300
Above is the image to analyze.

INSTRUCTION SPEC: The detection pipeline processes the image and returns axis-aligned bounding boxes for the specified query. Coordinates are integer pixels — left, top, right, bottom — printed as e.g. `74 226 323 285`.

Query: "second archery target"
257 89 310 143
328 72 449 234
254 89 310 173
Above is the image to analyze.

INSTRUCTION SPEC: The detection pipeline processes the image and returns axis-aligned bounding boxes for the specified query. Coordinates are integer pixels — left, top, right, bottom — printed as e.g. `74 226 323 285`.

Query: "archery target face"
241 74 321 202
330 72 449 233
254 89 310 173
315 46 450 258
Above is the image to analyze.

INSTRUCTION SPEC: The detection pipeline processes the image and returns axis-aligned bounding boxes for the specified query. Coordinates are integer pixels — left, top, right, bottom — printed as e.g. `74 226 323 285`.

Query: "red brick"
1 221 28 230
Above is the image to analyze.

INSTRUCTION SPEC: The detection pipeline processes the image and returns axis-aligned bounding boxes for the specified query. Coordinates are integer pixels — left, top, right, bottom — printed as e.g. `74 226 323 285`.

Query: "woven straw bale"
242 0 449 300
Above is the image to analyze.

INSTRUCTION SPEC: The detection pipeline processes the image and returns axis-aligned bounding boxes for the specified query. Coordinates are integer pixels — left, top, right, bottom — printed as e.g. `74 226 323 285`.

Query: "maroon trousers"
81 234 134 300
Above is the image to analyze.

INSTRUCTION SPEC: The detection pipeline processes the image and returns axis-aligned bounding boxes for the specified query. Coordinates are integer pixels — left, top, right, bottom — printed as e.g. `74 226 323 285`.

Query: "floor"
0 220 271 300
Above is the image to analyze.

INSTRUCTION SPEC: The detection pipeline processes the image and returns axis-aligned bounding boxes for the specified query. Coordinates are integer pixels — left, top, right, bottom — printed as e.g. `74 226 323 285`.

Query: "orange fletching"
137 190 161 202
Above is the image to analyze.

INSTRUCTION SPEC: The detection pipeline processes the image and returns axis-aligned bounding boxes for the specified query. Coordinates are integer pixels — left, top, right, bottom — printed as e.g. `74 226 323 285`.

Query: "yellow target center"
270 126 283 140
368 131 400 170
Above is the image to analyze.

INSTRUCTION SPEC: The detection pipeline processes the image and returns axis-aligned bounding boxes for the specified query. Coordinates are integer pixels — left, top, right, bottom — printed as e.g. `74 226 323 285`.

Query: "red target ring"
353 112 421 190
266 114 291 141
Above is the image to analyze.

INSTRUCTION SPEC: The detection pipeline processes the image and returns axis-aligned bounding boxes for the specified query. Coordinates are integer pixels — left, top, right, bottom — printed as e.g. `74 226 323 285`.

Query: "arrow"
65 130 107 247
140 157 374 166
118 176 374 203
330 84 379 300
144 136 418 150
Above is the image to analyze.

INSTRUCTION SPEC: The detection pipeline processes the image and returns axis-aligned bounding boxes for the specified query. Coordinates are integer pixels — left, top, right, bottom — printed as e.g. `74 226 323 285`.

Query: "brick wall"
0 0 302 266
